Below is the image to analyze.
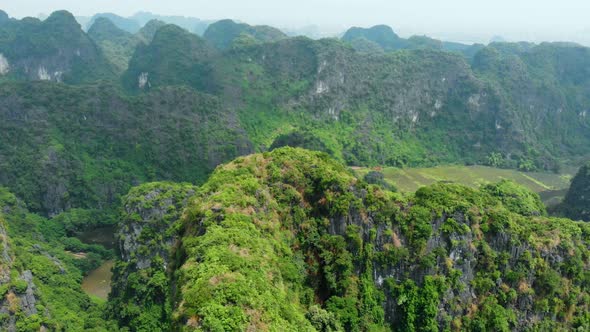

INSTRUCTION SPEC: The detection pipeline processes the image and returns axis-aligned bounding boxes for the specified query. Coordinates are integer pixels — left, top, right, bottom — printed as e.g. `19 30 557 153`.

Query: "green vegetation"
136 19 167 43
0 82 249 216
0 11 114 83
556 162 590 221
342 25 405 51
108 181 197 331
352 165 570 194
123 24 217 92
86 13 141 33
3 9 590 331
203 19 286 50
482 180 547 216
3 12 590 220
167 148 590 331
88 17 141 73
0 187 117 331
269 130 334 155
341 24 483 57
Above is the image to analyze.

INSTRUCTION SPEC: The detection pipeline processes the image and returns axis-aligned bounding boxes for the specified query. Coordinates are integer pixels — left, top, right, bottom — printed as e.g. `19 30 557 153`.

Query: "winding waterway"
81 260 114 300
79 226 116 300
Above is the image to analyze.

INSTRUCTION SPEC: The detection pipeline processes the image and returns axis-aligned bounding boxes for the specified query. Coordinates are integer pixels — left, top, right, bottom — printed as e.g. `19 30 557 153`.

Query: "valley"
79 226 117 300
1 6 590 331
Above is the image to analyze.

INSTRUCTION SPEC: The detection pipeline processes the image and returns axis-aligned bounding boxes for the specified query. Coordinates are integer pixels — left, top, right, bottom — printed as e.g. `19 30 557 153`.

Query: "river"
81 260 114 300
78 226 117 300
77 225 117 250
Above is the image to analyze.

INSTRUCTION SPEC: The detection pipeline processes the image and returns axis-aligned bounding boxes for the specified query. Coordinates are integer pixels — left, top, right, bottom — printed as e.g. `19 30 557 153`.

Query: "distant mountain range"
1 9 590 216
2 9 590 332
75 11 212 35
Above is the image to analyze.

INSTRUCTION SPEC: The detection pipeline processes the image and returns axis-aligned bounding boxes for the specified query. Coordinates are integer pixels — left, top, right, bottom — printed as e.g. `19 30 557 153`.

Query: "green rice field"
352 165 573 206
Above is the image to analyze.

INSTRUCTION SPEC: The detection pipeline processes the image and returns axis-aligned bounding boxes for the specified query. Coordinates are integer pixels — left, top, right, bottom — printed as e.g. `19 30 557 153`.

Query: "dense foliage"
88 17 141 73
482 179 547 216
557 162 590 221
0 82 251 216
2 9 590 331
123 24 217 92
108 182 197 331
0 187 116 331
341 25 483 57
0 11 114 83
168 147 590 331
2 11 590 217
203 19 287 50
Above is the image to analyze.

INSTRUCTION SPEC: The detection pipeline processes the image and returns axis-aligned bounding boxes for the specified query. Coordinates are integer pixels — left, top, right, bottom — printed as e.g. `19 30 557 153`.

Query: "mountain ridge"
2 9 590 331
106 147 590 331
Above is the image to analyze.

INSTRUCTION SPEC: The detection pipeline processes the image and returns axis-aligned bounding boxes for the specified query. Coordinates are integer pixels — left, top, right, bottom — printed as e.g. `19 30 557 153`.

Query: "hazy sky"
4 0 590 44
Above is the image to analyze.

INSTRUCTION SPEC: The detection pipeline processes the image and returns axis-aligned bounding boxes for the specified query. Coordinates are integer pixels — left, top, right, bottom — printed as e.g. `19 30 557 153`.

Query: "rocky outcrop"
0 186 115 330
342 25 405 51
169 148 590 331
0 220 11 284
0 216 43 331
117 182 196 269
123 24 217 92
108 182 197 330
0 10 114 83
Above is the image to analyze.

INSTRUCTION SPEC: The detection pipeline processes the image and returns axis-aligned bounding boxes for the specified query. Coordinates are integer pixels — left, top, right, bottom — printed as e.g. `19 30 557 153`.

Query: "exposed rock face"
138 72 149 89
197 37 587 169
0 217 42 331
17 270 38 316
169 148 590 331
123 24 217 92
117 182 196 268
0 54 9 75
0 216 16 332
0 221 10 284
338 207 563 330
0 10 114 83
109 182 197 330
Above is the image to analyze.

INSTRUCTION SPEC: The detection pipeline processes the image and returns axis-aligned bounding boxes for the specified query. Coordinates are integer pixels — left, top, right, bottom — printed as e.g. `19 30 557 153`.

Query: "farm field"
353 165 572 206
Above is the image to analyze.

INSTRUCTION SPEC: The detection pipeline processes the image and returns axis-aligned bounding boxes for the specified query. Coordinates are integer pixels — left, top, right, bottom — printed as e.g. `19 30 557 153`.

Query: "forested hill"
0 83 251 216
2 8 590 331
0 9 590 215
110 148 590 331
0 11 115 83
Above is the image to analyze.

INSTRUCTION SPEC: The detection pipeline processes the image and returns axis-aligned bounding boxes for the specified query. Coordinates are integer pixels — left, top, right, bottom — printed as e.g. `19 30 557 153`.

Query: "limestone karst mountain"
1 8 590 331
0 11 114 83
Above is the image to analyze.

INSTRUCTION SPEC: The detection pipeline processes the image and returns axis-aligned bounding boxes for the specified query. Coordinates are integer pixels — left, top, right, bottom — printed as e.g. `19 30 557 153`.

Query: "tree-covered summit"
164 148 590 331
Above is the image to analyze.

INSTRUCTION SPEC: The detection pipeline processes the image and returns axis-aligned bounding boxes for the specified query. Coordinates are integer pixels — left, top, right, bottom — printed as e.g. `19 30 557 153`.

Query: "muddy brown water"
81 260 114 300
78 226 117 300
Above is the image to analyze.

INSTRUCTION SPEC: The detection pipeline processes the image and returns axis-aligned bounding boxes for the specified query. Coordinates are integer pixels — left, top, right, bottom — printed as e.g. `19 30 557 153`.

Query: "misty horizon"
4 0 590 46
